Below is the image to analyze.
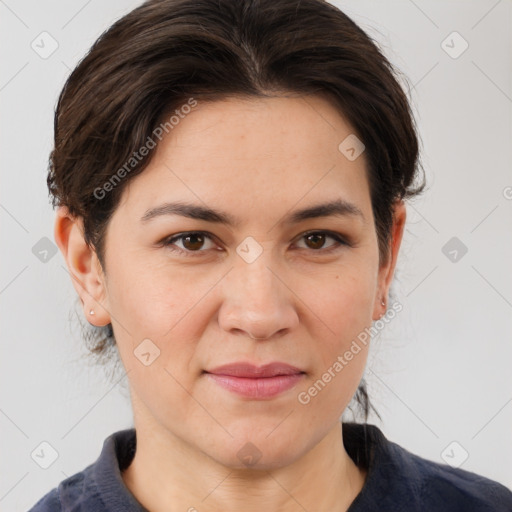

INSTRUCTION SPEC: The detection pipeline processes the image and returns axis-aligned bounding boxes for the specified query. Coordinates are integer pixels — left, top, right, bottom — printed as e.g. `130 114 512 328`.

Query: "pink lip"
205 362 305 399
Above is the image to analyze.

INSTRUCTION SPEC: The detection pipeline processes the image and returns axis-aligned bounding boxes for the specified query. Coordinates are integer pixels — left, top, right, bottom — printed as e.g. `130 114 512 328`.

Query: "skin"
55 94 406 512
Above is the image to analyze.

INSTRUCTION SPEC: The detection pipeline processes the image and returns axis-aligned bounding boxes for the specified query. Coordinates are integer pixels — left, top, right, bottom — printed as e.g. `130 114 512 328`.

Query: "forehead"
115 94 371 226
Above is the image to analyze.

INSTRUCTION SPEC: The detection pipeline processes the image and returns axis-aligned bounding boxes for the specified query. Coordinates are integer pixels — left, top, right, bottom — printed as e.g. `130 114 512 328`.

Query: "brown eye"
181 233 205 251
304 232 327 250
163 231 217 255
295 231 348 252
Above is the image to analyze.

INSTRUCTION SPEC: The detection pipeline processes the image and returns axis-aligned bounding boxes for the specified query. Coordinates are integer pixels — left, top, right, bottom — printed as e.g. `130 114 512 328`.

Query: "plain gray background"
1 0 511 510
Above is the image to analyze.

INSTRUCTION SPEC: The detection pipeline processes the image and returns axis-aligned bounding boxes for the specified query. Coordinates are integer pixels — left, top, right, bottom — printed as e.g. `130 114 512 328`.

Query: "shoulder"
27 428 138 512
27 487 61 512
343 423 512 511
392 440 512 511
27 467 92 512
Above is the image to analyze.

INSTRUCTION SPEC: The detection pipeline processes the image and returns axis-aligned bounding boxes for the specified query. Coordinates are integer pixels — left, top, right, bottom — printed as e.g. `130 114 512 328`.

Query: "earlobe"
54 206 111 327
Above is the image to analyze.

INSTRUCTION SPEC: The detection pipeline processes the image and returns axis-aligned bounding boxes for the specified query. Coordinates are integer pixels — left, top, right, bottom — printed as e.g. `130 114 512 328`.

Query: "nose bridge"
232 240 280 305
218 239 298 339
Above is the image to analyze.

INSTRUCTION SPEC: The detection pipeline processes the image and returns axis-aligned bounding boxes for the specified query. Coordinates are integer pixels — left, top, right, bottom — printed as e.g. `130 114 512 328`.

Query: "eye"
294 230 349 252
163 231 218 256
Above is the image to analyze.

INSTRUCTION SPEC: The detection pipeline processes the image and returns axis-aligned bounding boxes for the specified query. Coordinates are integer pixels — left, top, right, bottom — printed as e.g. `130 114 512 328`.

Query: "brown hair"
48 0 426 421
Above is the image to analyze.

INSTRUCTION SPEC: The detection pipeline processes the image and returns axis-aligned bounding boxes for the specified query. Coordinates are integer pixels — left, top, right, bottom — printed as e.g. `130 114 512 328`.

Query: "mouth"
204 361 306 399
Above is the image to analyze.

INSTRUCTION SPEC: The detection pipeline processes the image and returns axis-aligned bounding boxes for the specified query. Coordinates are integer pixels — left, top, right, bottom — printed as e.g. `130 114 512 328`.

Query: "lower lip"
205 373 305 399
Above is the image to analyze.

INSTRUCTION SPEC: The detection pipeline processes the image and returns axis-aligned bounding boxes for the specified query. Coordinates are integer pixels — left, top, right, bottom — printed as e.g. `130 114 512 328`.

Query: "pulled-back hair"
48 0 426 421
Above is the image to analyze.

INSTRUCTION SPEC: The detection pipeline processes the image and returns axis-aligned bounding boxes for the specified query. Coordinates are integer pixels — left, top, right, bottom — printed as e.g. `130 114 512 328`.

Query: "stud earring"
89 309 95 316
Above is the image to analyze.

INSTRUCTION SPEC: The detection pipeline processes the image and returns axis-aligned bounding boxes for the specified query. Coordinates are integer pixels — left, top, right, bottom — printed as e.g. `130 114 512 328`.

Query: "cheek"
291 268 374 416
303 266 376 354
103 259 172 364
105 258 223 394
107 263 206 429
106 255 205 339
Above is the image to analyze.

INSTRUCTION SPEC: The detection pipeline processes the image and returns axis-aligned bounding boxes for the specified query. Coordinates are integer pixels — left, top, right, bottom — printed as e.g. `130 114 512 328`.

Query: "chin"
210 429 306 471
219 448 302 472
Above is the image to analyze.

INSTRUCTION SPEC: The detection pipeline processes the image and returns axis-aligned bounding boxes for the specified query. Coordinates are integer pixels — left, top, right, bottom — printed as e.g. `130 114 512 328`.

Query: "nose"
217 254 299 341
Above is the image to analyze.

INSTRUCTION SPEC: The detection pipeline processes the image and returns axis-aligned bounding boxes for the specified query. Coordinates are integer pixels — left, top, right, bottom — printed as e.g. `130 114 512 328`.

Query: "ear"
54 206 111 327
372 200 406 321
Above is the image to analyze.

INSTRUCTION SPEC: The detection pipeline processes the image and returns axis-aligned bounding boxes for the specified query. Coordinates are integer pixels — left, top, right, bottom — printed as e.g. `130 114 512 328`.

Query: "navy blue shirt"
28 423 512 511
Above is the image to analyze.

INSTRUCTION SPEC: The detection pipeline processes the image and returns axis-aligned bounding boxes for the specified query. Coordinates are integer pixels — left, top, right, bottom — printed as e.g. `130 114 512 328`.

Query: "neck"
122 412 366 512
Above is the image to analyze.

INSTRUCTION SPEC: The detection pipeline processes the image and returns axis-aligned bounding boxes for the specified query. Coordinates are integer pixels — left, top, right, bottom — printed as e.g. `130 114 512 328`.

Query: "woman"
29 0 512 510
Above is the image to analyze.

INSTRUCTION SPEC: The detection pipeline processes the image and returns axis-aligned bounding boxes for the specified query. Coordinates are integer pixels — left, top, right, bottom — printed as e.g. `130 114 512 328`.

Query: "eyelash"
160 230 351 257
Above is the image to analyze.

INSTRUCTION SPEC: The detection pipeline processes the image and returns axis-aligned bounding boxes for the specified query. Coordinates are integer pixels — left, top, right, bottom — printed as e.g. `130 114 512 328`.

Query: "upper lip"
205 362 305 378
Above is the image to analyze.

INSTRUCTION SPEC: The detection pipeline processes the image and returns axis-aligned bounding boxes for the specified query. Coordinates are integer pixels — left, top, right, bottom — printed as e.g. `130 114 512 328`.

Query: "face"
57 94 405 469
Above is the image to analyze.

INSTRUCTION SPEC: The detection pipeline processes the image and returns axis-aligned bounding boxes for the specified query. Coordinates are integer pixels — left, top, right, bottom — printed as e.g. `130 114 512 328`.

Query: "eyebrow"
140 198 365 227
